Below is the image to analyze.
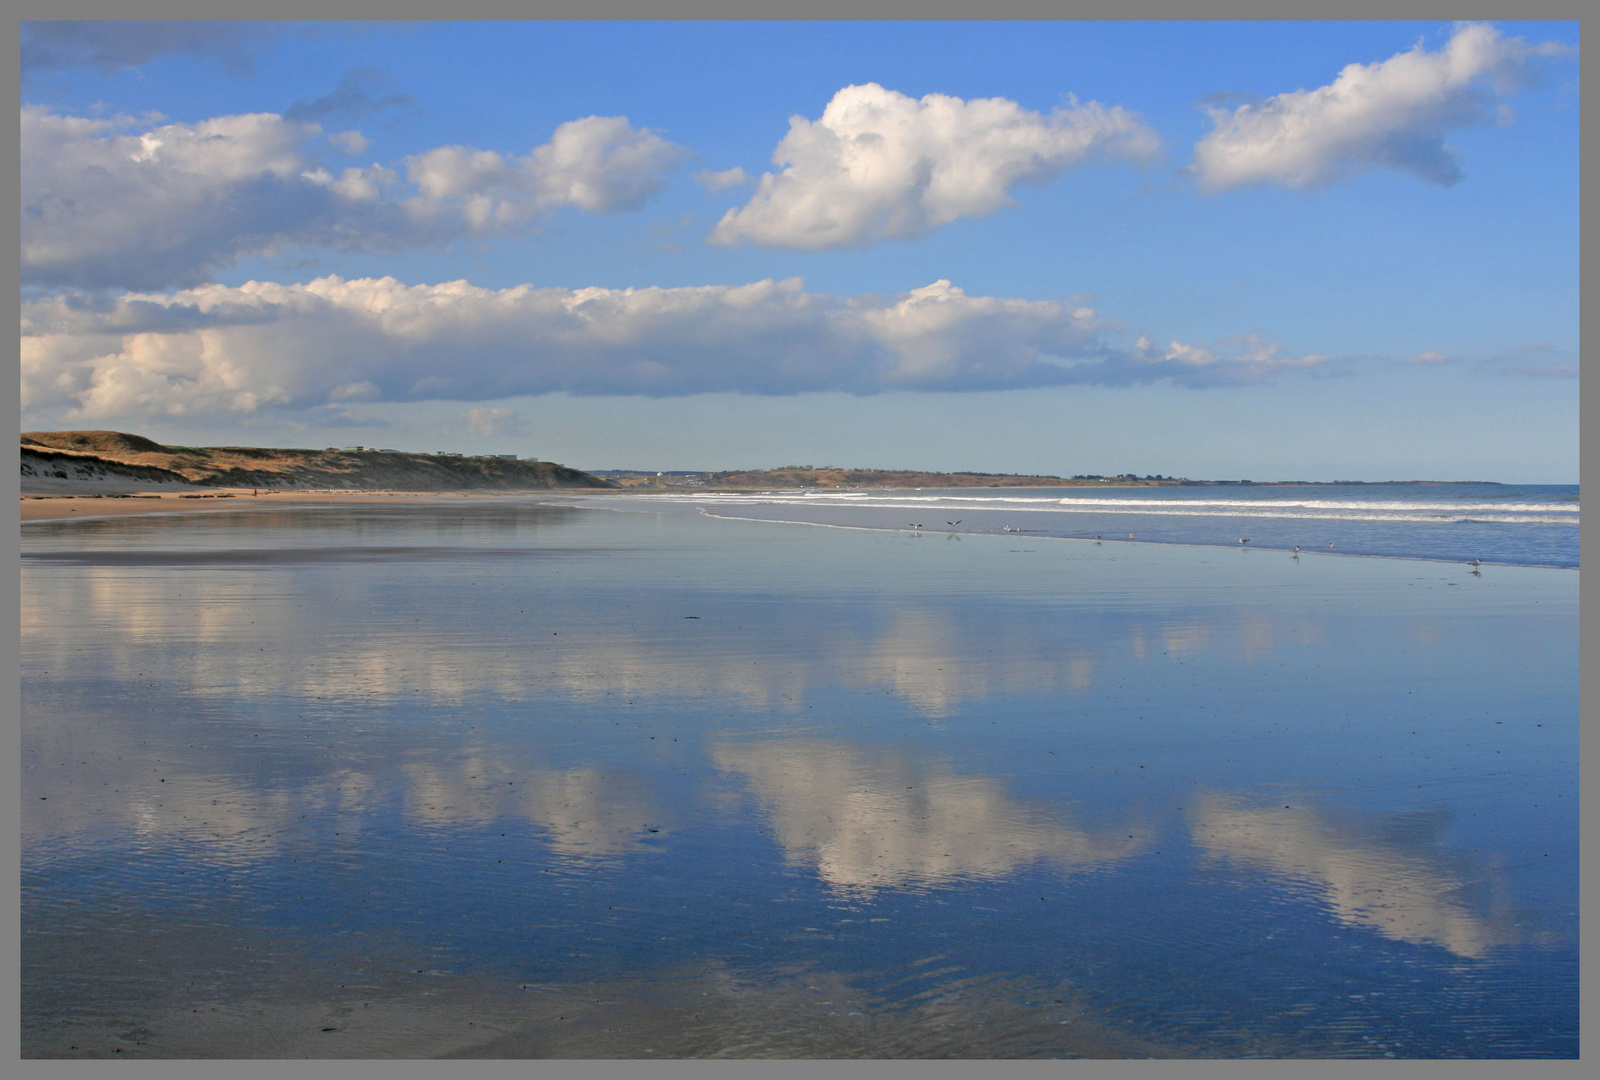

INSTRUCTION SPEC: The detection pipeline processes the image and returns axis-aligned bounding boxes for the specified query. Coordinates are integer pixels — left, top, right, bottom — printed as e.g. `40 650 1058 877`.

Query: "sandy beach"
20 495 1578 1057
20 488 612 523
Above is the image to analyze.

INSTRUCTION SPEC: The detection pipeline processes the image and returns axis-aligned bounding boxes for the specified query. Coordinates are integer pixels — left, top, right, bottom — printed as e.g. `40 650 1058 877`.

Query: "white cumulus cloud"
1192 22 1576 191
21 106 688 290
709 83 1160 250
21 277 1344 426
20 275 1115 421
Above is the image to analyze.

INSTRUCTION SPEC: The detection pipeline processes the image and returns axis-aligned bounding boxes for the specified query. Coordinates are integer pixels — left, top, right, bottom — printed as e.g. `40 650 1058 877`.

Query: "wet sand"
21 495 1578 1058
20 489 611 523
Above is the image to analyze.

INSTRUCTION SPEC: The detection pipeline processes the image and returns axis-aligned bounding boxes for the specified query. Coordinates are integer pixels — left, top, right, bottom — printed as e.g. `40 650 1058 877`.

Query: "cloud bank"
710 83 1160 250
21 106 688 290
1192 23 1575 191
20 277 1099 418
21 275 1340 423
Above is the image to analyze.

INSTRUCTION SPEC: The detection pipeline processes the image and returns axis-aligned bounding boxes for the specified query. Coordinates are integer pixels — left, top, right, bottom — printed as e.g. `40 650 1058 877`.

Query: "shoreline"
19 488 615 523
686 506 1582 571
22 487 1577 571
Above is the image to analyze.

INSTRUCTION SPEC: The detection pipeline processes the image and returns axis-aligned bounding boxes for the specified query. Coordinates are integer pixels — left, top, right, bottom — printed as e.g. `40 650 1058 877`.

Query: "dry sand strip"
20 489 611 523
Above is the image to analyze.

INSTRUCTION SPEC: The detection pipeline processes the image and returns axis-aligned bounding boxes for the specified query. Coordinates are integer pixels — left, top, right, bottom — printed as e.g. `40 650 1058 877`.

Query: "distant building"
342 445 365 451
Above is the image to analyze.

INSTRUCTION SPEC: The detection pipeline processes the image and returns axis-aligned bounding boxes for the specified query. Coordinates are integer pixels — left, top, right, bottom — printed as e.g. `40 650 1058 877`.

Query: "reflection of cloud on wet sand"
404 755 656 859
25 556 1317 723
24 758 376 866
1188 793 1516 959
713 738 1147 893
840 612 1097 717
24 692 659 865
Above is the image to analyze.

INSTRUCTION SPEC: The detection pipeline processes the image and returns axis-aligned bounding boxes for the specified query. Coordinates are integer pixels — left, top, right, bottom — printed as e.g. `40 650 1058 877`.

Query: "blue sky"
20 21 1579 480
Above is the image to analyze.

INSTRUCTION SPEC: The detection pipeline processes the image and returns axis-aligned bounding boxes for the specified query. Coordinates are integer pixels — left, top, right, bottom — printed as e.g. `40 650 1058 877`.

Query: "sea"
20 483 1578 1058
582 482 1580 569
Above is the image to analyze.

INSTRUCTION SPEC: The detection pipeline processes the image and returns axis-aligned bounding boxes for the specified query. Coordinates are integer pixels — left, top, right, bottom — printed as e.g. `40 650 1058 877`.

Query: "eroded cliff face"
21 432 614 493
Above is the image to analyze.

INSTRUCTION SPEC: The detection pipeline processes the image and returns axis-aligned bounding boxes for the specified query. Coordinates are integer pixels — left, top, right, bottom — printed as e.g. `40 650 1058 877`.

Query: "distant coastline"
21 431 1501 497
596 468 1500 490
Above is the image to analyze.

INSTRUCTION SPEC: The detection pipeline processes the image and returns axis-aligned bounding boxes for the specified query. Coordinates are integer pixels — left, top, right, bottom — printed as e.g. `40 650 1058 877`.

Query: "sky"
19 20 1580 481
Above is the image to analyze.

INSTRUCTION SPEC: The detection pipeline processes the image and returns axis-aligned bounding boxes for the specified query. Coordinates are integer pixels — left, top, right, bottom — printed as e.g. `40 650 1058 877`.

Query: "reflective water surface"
21 499 1578 1057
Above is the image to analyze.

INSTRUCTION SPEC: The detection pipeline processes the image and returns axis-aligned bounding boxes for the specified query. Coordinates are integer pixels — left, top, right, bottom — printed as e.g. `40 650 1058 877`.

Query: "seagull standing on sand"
1468 559 1482 568
1239 538 1250 545
1293 546 1300 553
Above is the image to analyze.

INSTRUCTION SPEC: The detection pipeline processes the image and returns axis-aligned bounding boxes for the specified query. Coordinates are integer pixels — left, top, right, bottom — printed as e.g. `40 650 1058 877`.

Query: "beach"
20 492 1578 1057
19 489 600 523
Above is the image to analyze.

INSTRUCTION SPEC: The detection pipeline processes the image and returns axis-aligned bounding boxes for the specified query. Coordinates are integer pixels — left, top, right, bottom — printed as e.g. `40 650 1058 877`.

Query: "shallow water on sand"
21 499 1578 1058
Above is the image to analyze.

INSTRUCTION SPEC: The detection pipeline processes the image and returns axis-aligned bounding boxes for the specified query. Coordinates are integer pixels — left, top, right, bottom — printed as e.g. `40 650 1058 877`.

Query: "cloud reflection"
404 756 656 859
713 737 1148 894
21 566 1125 718
23 700 660 866
1187 793 1516 958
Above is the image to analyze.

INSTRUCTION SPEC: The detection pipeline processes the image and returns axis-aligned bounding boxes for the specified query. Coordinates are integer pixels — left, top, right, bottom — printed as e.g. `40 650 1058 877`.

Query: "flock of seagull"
902 521 1486 571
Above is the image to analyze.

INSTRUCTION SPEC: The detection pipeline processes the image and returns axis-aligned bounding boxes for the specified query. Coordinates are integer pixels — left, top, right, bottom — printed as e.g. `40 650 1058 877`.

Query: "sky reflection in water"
21 499 1577 1058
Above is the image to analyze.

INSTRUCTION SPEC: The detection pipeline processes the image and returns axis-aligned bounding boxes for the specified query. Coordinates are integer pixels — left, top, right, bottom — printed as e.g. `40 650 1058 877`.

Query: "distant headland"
21 431 612 493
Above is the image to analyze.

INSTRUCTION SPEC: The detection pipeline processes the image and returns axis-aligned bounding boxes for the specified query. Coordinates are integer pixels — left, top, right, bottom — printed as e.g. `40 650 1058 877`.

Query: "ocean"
20 491 1578 1057
581 482 1579 569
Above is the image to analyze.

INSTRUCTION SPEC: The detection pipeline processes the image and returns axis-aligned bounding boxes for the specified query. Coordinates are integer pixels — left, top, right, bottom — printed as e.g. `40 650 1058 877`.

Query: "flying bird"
947 520 961 526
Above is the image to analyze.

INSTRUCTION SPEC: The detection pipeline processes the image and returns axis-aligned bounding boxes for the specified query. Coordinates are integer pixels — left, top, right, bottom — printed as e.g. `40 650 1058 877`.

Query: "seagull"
1328 542 1335 548
947 520 961 526
1239 538 1250 545
1468 559 1482 568
1129 533 1136 540
910 523 922 529
1293 546 1300 553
